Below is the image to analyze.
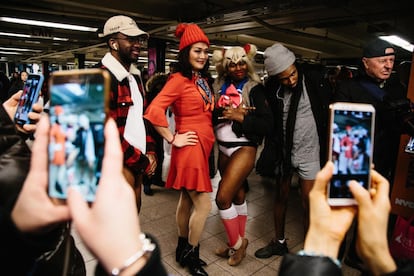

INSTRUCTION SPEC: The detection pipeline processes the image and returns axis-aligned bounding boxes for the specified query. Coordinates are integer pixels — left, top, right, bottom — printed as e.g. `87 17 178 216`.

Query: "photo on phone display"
48 69 110 202
14 73 44 125
328 102 375 205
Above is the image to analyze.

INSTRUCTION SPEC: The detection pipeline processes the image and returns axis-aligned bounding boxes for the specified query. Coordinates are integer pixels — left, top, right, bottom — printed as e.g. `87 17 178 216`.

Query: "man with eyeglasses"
97 15 157 214
255 43 332 259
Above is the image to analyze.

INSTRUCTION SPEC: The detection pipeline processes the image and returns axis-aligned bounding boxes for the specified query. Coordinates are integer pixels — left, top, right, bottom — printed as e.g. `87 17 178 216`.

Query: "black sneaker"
254 240 288 258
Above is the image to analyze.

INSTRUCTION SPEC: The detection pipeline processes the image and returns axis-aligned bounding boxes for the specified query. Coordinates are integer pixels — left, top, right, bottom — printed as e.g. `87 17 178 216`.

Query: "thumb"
312 161 334 194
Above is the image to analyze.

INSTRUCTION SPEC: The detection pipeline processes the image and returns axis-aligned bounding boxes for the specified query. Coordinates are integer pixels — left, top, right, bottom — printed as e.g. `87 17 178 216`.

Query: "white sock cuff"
234 201 247 216
219 205 238 220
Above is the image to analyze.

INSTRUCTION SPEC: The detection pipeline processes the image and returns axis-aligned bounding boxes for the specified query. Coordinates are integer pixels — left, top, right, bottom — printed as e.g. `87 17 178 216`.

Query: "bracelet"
168 133 176 144
111 233 156 276
297 250 341 268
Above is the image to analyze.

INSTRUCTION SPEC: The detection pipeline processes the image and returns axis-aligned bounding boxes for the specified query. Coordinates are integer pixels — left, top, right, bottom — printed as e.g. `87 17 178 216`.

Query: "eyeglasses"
114 36 147 46
228 61 247 69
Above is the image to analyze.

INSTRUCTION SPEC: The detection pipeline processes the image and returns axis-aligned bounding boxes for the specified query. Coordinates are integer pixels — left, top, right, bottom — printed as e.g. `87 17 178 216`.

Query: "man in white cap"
255 43 332 259
97 15 157 214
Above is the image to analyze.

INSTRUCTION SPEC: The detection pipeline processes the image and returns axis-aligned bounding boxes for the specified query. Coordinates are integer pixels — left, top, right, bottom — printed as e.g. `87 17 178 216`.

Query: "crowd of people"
1 14 414 276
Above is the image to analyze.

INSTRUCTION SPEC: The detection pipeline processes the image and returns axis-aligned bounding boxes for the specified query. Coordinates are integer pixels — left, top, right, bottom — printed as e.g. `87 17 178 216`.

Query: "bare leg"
176 190 192 237
123 168 142 213
187 191 212 247
274 175 291 240
215 146 256 209
299 178 314 236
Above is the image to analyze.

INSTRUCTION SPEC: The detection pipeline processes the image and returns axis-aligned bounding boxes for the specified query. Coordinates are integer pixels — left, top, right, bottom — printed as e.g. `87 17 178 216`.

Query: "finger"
29 116 49 174
370 169 389 197
348 180 371 208
67 186 90 228
185 141 198 146
370 169 390 207
32 102 43 112
8 90 23 104
101 119 123 181
311 161 334 194
22 124 37 133
28 110 41 121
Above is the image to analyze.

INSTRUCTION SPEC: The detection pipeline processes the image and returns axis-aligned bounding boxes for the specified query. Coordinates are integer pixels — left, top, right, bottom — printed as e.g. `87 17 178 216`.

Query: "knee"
215 195 230 210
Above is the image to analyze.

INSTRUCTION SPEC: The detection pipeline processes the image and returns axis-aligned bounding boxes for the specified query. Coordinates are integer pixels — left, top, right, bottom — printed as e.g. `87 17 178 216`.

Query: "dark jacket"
257 64 332 177
280 253 414 276
334 71 408 180
0 105 85 275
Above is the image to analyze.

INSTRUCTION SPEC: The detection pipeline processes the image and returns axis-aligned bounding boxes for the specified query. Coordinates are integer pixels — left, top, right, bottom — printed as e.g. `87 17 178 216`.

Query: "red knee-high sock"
219 205 240 248
234 201 247 237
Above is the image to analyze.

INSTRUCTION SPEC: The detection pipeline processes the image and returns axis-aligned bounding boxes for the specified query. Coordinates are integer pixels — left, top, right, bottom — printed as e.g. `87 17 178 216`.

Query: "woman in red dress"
144 23 214 276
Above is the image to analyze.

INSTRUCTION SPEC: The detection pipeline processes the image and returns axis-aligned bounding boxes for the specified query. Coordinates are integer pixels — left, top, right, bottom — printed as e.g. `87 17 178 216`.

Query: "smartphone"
327 102 375 205
14 73 44 125
48 68 110 202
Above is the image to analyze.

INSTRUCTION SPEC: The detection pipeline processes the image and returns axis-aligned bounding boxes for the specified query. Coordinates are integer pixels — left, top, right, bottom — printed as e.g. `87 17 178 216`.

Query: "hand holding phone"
14 73 44 126
48 69 110 202
327 102 375 205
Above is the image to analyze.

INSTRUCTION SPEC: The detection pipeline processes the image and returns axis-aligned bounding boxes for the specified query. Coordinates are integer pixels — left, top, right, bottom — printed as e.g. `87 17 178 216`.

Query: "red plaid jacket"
100 63 156 175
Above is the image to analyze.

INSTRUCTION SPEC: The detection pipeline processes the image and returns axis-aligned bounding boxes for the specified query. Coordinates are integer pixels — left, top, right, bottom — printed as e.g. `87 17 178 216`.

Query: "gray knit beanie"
264 43 296 76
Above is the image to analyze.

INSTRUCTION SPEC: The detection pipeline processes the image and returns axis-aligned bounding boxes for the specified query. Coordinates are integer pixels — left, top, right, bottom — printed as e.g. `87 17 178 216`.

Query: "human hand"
2 90 43 134
218 102 255 122
172 131 198 147
67 118 144 273
11 116 71 233
145 153 157 176
303 161 356 259
349 170 397 275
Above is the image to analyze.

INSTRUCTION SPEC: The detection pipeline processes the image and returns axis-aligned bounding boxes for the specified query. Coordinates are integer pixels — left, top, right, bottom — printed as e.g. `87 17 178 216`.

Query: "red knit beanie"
175 23 210 51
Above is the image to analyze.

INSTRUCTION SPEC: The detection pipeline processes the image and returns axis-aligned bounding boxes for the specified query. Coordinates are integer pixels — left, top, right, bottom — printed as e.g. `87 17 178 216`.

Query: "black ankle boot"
176 237 207 267
176 236 187 264
182 245 208 276
194 244 207 266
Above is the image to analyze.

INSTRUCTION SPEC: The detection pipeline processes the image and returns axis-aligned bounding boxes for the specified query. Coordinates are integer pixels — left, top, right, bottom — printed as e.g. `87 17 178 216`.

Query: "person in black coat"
334 39 413 182
0 92 85 275
333 38 414 269
255 43 332 259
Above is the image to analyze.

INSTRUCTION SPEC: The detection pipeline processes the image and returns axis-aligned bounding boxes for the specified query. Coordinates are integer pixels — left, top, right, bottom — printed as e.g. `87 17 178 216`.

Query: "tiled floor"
73 161 362 275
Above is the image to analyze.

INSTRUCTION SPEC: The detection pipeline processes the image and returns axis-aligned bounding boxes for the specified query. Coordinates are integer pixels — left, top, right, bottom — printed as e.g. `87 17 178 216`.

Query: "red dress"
144 73 215 192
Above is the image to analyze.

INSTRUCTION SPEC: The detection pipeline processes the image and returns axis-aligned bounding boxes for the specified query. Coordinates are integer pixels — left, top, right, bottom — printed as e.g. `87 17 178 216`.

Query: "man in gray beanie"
255 43 332 258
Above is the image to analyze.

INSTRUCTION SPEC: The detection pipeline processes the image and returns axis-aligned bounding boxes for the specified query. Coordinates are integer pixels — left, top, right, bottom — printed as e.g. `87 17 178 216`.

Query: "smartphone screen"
14 73 44 125
48 69 110 202
328 102 375 205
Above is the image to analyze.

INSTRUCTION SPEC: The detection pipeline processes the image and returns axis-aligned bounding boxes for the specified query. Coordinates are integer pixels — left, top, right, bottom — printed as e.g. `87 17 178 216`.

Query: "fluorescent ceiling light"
0 47 42 52
379 35 414 52
0 31 69 41
0 51 20 55
0 17 98 32
0 32 30 38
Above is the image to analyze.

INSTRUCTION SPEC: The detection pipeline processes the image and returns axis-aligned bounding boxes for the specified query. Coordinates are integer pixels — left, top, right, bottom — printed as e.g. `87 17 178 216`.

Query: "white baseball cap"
98 15 149 38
